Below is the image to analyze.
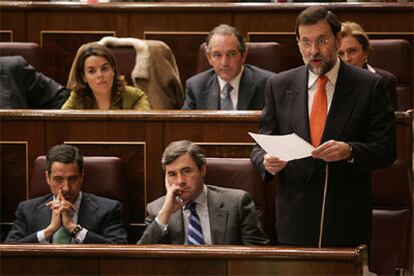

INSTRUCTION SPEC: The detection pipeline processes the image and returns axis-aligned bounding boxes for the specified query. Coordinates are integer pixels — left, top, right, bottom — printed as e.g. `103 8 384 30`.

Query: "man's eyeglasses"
298 37 331 50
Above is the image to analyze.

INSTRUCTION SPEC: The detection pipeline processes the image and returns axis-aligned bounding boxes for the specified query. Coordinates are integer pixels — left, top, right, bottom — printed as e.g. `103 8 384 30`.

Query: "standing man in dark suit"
251 7 395 247
0 56 69 109
182 24 274 110
4 144 128 244
138 140 269 245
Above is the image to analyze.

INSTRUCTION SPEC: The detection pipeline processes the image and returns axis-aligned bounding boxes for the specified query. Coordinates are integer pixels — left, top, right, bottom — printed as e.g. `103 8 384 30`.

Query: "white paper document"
249 132 314 161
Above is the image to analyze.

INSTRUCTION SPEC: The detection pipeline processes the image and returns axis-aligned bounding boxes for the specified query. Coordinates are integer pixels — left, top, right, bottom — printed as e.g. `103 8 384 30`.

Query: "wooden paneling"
0 143 27 222
0 31 13 43
0 110 411 245
1 2 412 92
0 12 25 42
26 11 128 43
248 32 302 71
40 31 116 85
144 32 208 86
0 244 367 276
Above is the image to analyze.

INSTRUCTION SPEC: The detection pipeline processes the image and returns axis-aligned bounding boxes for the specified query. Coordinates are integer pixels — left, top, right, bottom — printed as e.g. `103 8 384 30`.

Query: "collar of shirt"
217 65 244 109
307 57 340 116
182 185 212 244
366 63 376 73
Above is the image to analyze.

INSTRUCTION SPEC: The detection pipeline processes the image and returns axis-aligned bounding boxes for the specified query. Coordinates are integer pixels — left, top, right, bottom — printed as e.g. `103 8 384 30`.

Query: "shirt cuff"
155 217 168 233
37 230 50 243
74 228 88 244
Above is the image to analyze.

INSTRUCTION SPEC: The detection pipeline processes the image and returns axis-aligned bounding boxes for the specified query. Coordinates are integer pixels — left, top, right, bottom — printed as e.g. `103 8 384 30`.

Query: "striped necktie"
221 83 234 110
186 201 205 245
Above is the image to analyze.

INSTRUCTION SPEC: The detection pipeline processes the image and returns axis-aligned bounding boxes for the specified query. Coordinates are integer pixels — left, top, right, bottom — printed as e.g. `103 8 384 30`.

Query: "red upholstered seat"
204 158 268 233
369 39 413 111
0 42 44 72
371 159 413 275
29 156 128 227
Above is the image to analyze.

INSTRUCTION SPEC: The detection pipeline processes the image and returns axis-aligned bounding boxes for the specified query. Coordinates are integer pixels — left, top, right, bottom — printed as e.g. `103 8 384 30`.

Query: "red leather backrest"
204 158 265 221
0 42 44 72
29 156 126 203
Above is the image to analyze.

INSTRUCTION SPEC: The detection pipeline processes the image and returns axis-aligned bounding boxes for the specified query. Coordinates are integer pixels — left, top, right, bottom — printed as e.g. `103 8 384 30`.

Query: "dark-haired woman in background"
62 43 151 110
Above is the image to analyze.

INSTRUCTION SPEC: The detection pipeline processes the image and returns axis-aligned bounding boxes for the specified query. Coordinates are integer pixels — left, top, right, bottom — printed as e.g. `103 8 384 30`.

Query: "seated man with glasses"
251 6 395 249
182 24 275 110
4 144 128 244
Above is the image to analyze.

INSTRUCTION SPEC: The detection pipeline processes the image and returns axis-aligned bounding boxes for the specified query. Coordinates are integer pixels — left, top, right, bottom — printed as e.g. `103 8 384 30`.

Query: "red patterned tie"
310 75 329 148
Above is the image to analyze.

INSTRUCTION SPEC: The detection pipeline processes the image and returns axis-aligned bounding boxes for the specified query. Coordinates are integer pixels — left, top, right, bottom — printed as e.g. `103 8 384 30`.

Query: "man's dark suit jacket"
372 66 397 110
137 185 269 245
182 64 275 110
0 56 69 109
4 192 128 244
251 61 396 247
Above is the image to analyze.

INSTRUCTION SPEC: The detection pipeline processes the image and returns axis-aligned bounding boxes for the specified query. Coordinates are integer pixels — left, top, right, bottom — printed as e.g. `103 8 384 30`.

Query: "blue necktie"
221 83 234 110
186 202 205 245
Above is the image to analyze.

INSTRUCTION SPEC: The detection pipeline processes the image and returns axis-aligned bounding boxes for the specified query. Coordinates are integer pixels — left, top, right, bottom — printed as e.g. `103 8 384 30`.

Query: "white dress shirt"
307 58 340 117
217 66 244 110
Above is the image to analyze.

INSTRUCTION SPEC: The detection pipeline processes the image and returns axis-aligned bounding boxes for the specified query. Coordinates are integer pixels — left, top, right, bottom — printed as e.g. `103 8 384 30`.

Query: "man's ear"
45 171 51 187
241 47 248 63
206 52 214 67
335 33 342 50
200 163 207 178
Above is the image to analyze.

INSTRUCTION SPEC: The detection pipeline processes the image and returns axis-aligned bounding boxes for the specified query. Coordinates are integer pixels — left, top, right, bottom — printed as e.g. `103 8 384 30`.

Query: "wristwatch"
71 224 83 237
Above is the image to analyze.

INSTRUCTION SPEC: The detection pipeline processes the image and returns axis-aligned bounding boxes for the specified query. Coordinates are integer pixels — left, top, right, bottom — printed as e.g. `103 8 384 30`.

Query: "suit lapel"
288 67 310 142
237 66 255 110
308 62 360 179
78 193 99 229
168 210 185 244
201 75 220 109
322 62 360 142
35 195 53 231
207 187 227 245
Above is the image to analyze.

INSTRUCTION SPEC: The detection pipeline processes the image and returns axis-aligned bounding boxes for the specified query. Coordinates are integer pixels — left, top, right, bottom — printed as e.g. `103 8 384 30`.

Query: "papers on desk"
248 132 314 161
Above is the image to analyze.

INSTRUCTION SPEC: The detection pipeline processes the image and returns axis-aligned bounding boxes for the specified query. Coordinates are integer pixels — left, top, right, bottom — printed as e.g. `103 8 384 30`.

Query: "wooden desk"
0 244 367 275
0 110 411 243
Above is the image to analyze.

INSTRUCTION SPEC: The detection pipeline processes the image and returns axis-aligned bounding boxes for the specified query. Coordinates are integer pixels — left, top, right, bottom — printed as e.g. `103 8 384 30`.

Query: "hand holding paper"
249 132 314 161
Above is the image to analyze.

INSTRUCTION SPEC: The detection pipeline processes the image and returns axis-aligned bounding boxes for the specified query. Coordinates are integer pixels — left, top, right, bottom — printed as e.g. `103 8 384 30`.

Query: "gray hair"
205 24 246 54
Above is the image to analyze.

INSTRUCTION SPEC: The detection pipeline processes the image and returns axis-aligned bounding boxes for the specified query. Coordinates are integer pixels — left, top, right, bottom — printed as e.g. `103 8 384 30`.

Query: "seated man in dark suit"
0 56 69 109
182 24 275 110
138 140 269 245
4 144 128 244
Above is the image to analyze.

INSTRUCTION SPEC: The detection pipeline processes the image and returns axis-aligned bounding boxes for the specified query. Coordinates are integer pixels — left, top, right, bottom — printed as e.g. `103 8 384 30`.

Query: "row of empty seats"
25 154 413 275
0 39 412 111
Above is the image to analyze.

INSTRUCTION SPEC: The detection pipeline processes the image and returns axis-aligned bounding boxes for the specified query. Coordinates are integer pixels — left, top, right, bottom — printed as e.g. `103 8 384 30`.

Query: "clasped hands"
264 140 352 175
44 189 76 239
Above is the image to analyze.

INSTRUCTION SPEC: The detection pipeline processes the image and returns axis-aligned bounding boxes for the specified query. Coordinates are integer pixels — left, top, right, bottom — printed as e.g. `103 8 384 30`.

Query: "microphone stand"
318 164 329 248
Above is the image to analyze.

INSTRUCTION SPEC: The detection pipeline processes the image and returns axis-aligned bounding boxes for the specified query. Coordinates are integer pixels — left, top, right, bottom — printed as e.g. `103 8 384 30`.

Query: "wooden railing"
0 244 367 275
